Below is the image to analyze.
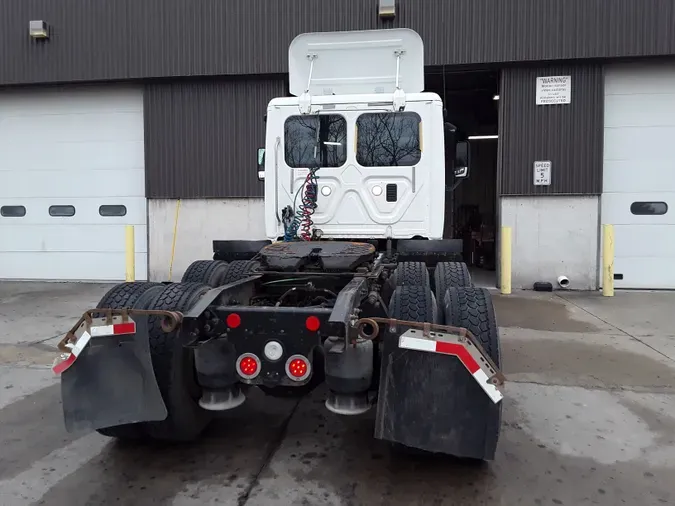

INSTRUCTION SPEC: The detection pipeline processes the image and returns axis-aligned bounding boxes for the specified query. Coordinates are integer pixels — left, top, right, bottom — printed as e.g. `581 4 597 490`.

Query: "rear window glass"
630 202 668 215
284 114 347 168
356 112 422 167
284 115 347 168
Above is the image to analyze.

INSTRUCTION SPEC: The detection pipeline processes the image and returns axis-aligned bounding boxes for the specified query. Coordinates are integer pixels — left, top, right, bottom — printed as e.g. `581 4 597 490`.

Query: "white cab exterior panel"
263 93 446 241
289 29 424 97
602 64 675 289
0 86 147 281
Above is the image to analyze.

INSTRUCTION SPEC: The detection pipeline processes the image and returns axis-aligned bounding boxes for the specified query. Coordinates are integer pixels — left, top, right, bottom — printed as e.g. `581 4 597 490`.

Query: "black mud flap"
374 336 501 460
61 315 167 432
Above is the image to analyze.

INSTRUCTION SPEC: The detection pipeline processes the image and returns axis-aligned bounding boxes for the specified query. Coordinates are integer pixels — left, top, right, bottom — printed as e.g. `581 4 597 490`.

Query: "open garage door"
0 86 147 281
603 65 675 289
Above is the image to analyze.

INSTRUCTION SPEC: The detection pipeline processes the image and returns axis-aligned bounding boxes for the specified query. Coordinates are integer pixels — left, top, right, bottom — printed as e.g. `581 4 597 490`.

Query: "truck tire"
384 261 430 303
94 282 164 439
145 283 214 441
443 287 501 460
220 260 260 285
391 261 430 287
389 285 437 324
94 282 163 317
434 262 473 322
181 260 229 287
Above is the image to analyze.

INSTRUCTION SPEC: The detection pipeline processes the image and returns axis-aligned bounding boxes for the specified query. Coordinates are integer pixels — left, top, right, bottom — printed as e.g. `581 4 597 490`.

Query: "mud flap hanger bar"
57 308 183 353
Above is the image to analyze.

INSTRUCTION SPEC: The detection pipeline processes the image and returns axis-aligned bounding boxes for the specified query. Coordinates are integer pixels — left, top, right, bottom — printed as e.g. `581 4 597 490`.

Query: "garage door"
0 86 147 281
603 64 675 289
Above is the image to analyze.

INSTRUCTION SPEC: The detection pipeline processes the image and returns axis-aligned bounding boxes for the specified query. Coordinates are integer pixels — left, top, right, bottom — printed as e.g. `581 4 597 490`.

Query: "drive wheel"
181 260 229 287
383 261 430 304
145 282 214 441
220 260 260 285
389 285 437 324
94 282 164 439
434 262 473 322
443 287 502 460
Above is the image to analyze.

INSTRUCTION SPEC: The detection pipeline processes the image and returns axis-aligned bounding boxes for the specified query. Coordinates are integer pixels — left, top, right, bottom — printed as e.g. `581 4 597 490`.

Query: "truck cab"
257 28 468 242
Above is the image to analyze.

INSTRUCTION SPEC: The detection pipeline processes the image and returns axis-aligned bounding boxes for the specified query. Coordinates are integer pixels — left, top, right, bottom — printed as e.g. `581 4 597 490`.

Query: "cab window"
284 115 347 168
356 112 422 167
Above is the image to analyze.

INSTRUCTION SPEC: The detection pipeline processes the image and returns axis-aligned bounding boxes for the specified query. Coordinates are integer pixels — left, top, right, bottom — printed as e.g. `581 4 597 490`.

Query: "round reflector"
236 353 261 380
305 316 320 332
285 354 311 382
226 313 241 329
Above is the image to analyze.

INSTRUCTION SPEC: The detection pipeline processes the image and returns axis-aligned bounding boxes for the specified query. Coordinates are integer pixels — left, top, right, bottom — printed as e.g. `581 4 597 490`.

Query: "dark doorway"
425 68 500 286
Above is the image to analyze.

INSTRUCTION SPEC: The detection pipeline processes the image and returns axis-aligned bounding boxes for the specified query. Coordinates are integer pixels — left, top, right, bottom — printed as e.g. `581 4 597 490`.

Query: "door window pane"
49 205 76 217
630 202 668 215
1 205 26 217
99 205 127 217
356 112 421 167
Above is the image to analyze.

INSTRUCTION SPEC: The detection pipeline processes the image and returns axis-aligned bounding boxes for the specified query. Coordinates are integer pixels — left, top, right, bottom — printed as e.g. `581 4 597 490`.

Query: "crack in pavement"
237 398 302 506
555 293 675 364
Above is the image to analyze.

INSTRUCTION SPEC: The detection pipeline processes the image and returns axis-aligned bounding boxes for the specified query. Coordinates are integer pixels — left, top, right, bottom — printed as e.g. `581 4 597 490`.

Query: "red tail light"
226 313 241 329
305 316 320 332
285 354 311 382
236 353 261 380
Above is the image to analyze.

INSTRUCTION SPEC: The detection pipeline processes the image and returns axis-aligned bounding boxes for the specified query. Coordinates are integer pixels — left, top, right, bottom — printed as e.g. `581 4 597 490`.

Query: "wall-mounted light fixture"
378 0 396 19
29 20 50 39
493 94 500 101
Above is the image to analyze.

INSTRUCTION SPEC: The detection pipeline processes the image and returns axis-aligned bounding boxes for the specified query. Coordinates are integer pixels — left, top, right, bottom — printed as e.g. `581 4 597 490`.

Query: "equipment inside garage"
0 86 148 281
426 69 500 281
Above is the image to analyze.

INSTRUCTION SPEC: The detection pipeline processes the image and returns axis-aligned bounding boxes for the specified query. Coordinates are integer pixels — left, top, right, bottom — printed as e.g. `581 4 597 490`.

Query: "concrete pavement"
0 282 673 505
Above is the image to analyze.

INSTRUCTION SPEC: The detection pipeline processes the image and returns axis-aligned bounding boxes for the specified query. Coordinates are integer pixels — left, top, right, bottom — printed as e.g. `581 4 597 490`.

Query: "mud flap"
60 315 167 432
374 332 502 460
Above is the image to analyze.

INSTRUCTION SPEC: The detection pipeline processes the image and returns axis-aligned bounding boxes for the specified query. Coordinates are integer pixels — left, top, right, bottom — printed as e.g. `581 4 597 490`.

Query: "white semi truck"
53 29 504 461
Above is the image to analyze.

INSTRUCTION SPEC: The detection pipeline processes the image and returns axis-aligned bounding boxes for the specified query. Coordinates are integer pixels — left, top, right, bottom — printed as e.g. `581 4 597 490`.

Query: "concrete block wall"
500 196 600 290
148 198 266 281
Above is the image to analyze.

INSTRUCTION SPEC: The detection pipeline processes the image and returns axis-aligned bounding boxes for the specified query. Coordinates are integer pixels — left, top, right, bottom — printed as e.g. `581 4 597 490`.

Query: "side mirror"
257 147 265 181
454 141 470 179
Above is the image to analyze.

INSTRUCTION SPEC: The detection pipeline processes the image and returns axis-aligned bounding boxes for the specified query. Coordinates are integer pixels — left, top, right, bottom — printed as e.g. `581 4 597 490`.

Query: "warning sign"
536 76 571 105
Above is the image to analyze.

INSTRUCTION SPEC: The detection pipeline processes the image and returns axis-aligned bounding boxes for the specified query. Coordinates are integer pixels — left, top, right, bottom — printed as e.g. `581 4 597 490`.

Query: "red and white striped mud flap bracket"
52 317 137 376
398 328 505 404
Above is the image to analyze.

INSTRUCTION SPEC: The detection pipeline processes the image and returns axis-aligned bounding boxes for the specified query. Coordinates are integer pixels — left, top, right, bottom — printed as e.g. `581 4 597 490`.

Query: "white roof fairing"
288 28 425 98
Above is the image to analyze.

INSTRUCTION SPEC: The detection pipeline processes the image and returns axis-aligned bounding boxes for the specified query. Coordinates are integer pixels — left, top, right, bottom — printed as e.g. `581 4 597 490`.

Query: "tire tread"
181 260 229 286
145 282 212 441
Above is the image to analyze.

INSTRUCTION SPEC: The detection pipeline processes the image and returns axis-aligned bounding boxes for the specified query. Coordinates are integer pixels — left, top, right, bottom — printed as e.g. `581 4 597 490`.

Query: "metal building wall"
2 0 675 86
497 65 604 195
144 77 286 199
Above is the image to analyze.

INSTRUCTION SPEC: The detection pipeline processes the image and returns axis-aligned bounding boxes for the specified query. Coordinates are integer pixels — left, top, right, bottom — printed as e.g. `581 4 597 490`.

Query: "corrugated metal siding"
2 0 675 85
497 65 604 195
144 77 286 198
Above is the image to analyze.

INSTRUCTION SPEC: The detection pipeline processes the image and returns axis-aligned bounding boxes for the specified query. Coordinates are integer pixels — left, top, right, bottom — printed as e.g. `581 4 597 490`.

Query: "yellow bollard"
602 224 614 297
500 226 512 295
125 225 135 282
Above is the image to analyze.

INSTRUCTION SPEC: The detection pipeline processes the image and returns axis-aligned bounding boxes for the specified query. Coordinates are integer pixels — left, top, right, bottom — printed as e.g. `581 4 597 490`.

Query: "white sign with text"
536 76 571 105
534 161 552 186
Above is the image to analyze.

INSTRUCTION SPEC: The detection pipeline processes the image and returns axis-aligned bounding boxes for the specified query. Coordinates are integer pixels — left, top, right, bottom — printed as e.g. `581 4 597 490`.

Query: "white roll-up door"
602 64 675 289
0 86 147 281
